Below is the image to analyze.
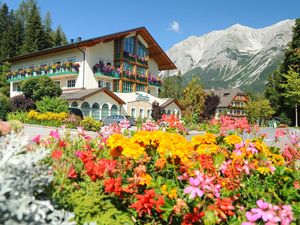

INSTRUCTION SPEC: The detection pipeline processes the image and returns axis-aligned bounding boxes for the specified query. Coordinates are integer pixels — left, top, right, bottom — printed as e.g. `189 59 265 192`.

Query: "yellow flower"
161 184 177 199
196 144 219 155
191 133 216 146
224 134 242 145
257 166 271 174
122 140 146 159
139 173 152 185
269 154 285 166
107 134 127 150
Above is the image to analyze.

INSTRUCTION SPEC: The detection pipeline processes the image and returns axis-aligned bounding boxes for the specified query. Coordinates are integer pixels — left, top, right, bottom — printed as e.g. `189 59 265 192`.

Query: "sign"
136 93 150 102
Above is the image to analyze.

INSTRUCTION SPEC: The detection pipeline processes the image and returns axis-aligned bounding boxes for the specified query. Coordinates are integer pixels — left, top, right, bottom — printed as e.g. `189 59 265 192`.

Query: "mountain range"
160 19 295 92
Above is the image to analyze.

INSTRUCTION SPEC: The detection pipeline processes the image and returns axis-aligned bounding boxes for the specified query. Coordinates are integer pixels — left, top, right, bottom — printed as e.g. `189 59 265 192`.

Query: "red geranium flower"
104 177 122 196
51 150 62 160
67 166 77 179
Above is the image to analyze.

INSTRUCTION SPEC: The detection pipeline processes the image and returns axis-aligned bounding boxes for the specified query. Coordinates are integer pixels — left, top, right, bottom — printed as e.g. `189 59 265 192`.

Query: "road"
22 125 299 148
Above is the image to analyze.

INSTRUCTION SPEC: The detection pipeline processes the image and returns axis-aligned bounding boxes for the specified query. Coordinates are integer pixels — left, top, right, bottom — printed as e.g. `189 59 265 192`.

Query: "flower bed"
28 117 300 225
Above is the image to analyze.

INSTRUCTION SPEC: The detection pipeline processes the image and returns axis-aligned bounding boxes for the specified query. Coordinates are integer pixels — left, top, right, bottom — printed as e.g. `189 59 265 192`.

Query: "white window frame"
139 108 144 118
131 107 136 118
67 79 76 88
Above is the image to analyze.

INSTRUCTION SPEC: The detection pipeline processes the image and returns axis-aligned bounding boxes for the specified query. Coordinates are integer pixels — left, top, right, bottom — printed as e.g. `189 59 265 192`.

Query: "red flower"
155 196 165 213
182 208 204 225
129 189 157 217
51 150 62 160
67 166 77 179
58 140 67 148
104 177 122 196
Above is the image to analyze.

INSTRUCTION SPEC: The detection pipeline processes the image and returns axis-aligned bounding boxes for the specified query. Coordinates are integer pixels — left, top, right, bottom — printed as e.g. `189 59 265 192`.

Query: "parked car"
102 115 136 127
125 115 137 126
69 107 84 119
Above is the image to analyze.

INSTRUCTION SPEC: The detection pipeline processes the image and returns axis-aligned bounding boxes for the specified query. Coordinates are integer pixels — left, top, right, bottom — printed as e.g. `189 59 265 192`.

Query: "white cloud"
168 21 180 33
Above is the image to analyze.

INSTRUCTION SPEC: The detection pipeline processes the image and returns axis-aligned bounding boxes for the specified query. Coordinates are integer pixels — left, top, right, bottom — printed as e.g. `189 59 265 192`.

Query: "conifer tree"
44 11 54 47
266 18 300 123
21 3 49 53
53 25 68 46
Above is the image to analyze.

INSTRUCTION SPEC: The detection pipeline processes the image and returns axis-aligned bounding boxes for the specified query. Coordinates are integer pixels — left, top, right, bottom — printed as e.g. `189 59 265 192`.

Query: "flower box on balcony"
93 64 120 78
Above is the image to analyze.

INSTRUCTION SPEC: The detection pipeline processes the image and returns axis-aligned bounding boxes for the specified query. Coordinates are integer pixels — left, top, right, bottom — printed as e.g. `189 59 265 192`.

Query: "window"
81 102 90 117
123 62 133 72
123 37 134 53
113 80 119 92
12 83 21 92
71 102 78 107
92 103 100 120
123 82 133 92
136 85 145 92
53 60 61 64
147 110 151 118
111 105 118 115
131 108 136 118
167 110 171 115
137 40 148 57
139 109 144 118
106 82 111 90
101 104 109 118
67 57 76 63
67 79 76 88
137 66 145 75
40 62 47 67
98 80 104 88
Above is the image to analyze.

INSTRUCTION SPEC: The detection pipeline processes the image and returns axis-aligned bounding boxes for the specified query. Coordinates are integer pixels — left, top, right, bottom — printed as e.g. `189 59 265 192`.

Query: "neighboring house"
115 92 182 119
5 27 180 120
205 88 248 117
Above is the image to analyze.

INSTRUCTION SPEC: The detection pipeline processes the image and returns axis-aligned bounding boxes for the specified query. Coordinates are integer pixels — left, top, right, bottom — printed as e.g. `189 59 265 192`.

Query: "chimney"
76 37 82 42
70 38 74 43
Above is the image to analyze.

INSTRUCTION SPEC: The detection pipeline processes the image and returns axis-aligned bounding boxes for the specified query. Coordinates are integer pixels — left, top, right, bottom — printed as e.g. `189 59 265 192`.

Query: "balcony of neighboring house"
7 62 80 82
93 61 120 79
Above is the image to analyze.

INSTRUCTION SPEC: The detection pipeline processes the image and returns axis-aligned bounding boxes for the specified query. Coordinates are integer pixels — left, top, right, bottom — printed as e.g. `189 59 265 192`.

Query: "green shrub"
36 97 69 113
21 77 62 101
80 117 102 132
7 111 29 123
0 93 10 120
10 95 35 112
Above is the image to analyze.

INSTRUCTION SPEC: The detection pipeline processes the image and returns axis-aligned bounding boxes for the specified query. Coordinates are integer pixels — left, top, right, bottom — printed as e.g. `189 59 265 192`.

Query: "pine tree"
21 3 49 53
266 18 300 123
53 25 68 46
44 11 54 47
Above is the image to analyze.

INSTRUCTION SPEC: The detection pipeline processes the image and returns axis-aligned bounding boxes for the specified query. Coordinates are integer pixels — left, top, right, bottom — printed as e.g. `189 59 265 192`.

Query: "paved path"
22 125 299 148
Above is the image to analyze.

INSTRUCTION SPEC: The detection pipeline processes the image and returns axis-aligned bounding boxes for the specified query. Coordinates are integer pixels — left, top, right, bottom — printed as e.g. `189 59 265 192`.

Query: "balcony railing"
93 65 120 78
7 67 79 82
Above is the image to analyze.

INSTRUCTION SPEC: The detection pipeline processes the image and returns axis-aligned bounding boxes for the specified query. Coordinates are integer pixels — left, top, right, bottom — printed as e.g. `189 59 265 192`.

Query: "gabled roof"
160 98 182 110
204 88 246 108
61 88 125 104
5 27 176 71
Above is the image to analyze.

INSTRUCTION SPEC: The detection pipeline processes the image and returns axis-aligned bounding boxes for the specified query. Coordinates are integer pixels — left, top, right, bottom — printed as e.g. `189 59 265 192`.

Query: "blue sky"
5 0 300 50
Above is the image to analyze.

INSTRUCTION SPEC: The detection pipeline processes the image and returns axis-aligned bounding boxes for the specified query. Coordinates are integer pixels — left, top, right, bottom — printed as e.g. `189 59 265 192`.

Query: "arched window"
101 104 109 119
81 102 90 117
71 101 78 107
111 104 118 115
91 103 100 120
167 110 171 115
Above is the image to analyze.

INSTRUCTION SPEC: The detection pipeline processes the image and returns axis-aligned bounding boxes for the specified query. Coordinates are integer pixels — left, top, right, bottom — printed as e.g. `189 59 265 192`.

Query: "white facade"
115 91 181 119
9 33 161 98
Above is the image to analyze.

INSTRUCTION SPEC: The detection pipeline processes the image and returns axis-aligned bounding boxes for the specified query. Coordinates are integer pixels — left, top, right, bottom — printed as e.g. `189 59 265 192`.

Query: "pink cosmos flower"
32 134 41 144
49 130 60 140
119 119 130 129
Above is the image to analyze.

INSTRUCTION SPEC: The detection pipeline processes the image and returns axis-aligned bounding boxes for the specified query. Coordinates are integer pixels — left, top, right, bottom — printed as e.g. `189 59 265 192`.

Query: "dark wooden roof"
5 27 176 71
204 88 246 108
160 98 182 110
61 88 125 104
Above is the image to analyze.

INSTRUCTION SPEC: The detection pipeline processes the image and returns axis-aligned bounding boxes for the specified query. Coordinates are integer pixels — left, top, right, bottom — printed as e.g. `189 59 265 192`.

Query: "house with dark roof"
205 88 248 117
5 27 180 120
